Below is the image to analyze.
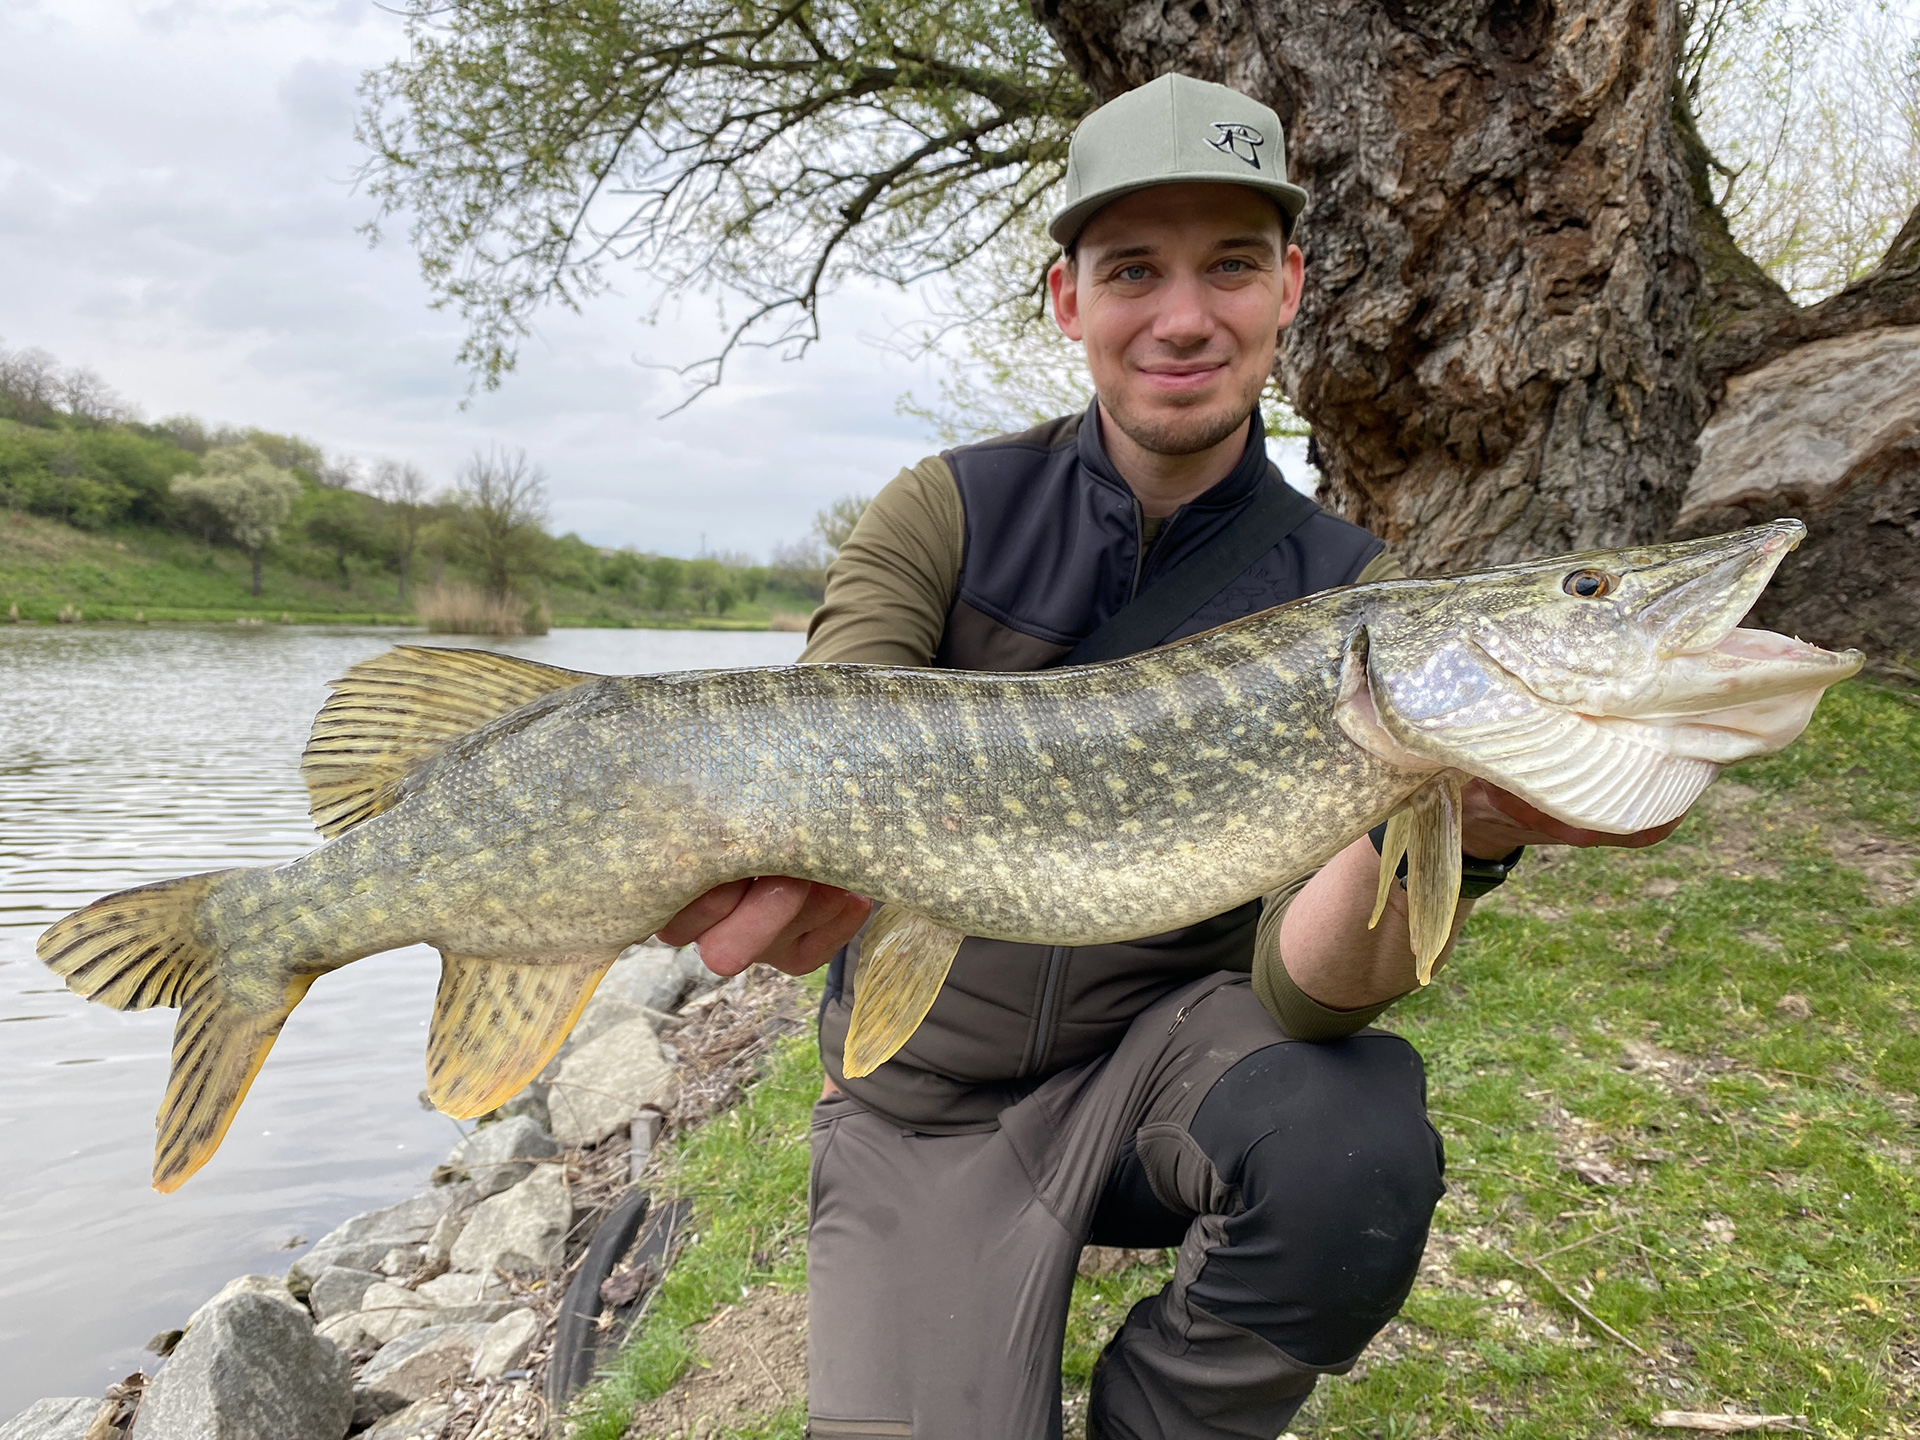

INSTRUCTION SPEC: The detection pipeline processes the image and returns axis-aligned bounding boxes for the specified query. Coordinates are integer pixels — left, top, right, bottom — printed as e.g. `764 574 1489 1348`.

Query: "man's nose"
1150 271 1215 347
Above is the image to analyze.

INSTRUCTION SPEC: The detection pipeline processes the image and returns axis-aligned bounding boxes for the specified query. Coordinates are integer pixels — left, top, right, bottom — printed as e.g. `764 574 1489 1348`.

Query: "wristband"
1367 822 1524 899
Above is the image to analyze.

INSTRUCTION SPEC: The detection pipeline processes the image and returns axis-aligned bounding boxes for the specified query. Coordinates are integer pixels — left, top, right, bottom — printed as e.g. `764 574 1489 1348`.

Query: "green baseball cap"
1048 73 1309 247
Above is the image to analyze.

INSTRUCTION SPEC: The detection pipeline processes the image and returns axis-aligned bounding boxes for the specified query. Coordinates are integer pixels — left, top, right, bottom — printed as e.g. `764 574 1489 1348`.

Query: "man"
660 74 1679 1439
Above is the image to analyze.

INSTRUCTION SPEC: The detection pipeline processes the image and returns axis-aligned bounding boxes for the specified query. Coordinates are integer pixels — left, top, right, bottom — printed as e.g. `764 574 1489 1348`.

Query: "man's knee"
1184 1035 1445 1366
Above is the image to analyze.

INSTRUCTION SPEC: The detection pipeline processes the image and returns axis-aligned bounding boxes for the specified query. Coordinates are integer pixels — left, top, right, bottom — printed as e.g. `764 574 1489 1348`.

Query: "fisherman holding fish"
41 71 1863 1440
657 75 1683 1440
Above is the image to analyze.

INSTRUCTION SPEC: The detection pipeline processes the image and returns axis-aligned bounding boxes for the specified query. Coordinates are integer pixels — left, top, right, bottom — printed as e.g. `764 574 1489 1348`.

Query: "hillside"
0 510 813 629
0 347 820 630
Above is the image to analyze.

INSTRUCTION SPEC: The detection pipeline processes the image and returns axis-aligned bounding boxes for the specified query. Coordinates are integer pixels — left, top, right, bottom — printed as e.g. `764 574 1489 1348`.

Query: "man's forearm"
1275 834 1473 1011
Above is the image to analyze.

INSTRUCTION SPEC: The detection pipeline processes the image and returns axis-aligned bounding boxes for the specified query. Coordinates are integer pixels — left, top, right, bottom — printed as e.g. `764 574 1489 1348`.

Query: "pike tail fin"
842 907 964 1079
426 952 617 1118
1366 774 1465 986
38 870 309 1192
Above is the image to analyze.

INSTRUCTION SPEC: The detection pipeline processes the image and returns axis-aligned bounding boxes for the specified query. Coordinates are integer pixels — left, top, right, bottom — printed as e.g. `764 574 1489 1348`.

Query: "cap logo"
1206 122 1264 169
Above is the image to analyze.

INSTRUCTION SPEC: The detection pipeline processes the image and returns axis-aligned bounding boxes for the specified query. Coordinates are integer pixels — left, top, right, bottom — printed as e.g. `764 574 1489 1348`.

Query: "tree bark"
1031 0 1920 661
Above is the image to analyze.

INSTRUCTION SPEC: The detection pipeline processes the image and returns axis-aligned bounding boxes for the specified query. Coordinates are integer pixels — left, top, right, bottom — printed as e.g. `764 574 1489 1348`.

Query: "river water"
0 623 806 1415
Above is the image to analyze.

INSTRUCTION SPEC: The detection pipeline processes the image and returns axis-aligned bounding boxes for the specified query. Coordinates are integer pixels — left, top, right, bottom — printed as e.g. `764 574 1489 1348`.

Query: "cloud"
0 0 944 559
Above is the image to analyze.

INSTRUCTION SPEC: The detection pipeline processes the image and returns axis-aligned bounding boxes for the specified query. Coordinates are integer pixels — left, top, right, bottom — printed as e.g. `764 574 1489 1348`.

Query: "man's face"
1048 183 1304 459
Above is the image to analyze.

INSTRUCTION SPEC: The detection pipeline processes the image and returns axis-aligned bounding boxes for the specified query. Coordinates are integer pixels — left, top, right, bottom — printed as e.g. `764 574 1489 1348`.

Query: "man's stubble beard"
1099 367 1268 458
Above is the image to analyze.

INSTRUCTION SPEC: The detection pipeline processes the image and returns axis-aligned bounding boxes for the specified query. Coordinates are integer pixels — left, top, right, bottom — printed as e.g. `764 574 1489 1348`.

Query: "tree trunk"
1030 0 1920 662
250 548 263 598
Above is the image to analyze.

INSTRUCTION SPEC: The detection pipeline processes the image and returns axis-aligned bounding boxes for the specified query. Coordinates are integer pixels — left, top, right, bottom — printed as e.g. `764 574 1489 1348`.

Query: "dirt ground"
627 1288 808 1438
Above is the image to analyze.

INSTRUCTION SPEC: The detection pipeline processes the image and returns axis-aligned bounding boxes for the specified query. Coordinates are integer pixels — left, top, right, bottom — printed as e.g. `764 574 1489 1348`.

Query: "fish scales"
37 520 1863 1188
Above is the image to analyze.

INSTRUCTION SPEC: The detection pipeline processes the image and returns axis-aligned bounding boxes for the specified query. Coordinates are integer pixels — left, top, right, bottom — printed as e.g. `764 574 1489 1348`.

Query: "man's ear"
1275 242 1306 331
1048 258 1083 342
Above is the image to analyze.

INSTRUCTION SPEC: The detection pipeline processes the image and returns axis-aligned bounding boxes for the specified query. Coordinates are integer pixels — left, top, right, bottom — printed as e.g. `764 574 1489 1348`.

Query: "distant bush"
417 581 549 636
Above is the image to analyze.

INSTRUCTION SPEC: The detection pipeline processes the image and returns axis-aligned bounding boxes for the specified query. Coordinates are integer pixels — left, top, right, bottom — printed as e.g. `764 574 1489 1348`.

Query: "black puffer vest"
819 403 1384 1131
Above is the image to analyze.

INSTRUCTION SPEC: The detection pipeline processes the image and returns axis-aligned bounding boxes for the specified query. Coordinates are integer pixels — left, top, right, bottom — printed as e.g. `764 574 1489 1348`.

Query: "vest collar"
1074 399 1274 511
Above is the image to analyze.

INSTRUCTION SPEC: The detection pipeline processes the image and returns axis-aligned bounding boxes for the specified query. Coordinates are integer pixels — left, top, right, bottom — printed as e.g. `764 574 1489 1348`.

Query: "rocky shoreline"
0 942 807 1440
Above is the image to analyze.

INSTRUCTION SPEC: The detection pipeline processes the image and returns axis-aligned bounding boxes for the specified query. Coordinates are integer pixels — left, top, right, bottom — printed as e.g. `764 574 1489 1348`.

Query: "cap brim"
1048 177 1310 247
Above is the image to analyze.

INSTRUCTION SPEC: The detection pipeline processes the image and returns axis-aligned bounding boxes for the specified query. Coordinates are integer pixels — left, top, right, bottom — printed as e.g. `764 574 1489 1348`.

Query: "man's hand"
656 877 872 978
1462 780 1684 860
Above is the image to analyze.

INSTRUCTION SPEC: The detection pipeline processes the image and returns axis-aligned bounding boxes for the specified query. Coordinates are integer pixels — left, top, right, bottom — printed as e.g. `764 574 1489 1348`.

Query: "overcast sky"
0 0 964 559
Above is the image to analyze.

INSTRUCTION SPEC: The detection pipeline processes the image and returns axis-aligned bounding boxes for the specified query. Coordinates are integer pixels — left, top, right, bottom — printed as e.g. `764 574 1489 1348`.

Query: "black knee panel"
1185 1035 1445 1367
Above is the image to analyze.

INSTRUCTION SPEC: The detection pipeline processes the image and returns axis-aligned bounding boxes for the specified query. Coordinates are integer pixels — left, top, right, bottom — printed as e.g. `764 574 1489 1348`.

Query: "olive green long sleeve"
801 456 1409 1040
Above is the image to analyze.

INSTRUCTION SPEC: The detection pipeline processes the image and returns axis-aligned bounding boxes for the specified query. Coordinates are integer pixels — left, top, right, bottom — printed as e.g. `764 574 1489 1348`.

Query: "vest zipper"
1127 498 1146 600
1019 945 1071 1077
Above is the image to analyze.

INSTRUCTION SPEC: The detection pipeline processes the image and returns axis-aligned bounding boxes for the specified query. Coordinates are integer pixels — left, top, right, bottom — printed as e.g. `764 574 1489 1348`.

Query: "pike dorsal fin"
427 952 617 1119
1367 773 1464 986
302 645 592 838
842 906 965 1078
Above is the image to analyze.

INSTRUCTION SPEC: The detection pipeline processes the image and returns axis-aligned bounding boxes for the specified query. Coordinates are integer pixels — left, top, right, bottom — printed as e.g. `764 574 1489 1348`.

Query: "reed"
415 583 550 637
767 610 813 633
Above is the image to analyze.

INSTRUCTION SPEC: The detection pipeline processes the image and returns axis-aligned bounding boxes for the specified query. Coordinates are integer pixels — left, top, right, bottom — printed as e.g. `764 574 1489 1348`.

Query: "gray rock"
547 1017 674 1147
448 1167 572 1277
445 1115 558 1198
291 1189 468 1289
471 1309 540 1379
494 1084 550 1130
597 941 709 1015
308 1267 381 1322
185 1274 306 1330
415 1270 508 1306
375 1246 422 1278
353 1324 491 1420
423 1211 465 1268
359 1399 452 1440
0 1397 98 1440
314 1281 439 1351
132 1291 351 1440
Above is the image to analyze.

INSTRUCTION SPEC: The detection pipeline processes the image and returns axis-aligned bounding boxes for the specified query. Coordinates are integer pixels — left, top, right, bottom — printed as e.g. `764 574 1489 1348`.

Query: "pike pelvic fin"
842 906 964 1079
1365 774 1464 986
39 867 309 1191
426 952 616 1119
302 646 592 838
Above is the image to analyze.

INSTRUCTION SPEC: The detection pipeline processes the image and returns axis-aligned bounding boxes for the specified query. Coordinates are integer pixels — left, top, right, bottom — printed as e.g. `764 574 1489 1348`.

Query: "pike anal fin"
842 907 964 1079
1365 775 1464 987
427 952 616 1119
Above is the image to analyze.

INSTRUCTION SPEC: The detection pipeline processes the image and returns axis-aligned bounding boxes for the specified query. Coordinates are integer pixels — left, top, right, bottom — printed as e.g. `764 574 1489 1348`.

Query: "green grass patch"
576 679 1920 1438
567 1033 820 1440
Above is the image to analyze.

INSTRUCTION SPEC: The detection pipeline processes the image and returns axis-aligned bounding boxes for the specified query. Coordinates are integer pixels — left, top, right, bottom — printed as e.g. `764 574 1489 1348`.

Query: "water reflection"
0 623 805 1412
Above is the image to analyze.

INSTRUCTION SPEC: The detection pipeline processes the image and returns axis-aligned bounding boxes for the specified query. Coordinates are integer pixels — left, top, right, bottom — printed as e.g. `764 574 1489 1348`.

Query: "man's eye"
1217 258 1249 274
1116 265 1151 282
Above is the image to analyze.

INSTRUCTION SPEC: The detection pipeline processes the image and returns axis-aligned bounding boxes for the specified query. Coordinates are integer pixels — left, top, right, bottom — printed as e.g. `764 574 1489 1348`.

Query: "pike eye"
1563 568 1614 599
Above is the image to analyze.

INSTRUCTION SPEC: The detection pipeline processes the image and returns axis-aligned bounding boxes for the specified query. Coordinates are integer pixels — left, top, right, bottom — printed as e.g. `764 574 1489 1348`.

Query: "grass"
0 510 810 629
573 678 1920 1440
569 1034 820 1440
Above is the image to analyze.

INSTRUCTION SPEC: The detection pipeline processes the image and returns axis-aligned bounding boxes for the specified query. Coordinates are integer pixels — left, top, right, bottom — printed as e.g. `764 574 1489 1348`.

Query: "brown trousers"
805 975 1420 1439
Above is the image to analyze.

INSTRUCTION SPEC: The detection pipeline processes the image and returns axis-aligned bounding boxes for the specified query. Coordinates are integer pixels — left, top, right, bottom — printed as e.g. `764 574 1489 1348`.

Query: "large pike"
41 521 1860 1190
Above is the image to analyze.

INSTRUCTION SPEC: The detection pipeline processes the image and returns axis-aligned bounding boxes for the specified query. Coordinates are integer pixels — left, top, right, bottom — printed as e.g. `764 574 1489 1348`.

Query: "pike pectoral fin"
303 647 592 838
842 907 964 1079
1368 810 1412 930
1364 776 1464 987
427 952 616 1119
1405 774 1464 986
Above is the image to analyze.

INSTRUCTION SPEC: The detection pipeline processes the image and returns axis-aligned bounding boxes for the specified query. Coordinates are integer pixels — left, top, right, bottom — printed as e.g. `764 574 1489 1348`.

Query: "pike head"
1336 521 1863 833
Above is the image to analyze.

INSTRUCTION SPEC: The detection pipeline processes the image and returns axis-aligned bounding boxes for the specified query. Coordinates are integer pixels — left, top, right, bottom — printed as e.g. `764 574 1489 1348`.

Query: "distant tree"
645 555 687 612
0 345 63 427
370 457 432 602
172 445 303 596
813 494 872 553
454 446 548 600
301 485 380 588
